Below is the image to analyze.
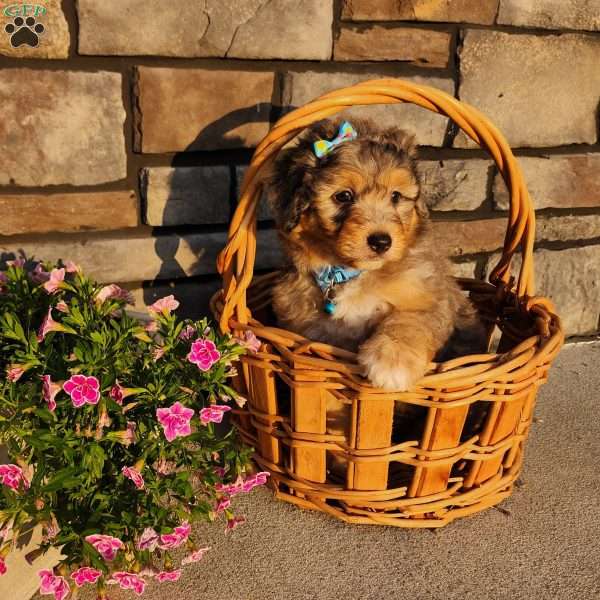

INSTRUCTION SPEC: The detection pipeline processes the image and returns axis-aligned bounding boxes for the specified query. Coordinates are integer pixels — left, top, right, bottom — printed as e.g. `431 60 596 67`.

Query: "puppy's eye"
333 190 354 204
391 191 402 205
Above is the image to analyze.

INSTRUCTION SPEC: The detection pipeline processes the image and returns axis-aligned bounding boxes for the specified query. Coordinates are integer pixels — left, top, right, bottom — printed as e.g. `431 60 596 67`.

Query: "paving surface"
60 343 600 599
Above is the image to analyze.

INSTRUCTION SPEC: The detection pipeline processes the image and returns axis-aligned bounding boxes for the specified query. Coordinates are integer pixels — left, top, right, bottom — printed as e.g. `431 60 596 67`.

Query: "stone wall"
2 0 600 337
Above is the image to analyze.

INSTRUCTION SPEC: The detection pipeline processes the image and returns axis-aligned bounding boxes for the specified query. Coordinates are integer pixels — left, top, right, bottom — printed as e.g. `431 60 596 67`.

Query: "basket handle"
216 79 535 333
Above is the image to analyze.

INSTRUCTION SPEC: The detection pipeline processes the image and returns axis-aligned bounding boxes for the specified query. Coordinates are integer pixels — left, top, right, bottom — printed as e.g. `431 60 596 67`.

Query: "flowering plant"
0 259 266 598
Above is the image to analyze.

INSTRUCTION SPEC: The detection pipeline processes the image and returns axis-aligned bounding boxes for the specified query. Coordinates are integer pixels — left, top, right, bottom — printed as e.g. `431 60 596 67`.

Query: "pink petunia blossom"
148 295 179 316
6 365 25 382
216 472 270 497
155 458 176 475
43 268 65 294
71 566 102 587
95 284 134 306
156 402 194 442
225 515 246 532
64 261 80 273
156 570 181 583
42 375 61 412
152 346 166 362
215 497 231 513
38 570 70 600
0 464 30 491
109 380 129 405
136 527 159 552
235 330 262 353
144 320 159 333
122 466 145 490
181 547 210 566
214 466 227 478
55 300 69 313
0 556 6 576
85 534 124 561
109 572 145 596
187 338 221 371
30 263 51 284
179 324 196 340
6 258 25 268
37 308 69 342
199 405 231 425
158 522 191 550
63 375 100 408
42 518 60 543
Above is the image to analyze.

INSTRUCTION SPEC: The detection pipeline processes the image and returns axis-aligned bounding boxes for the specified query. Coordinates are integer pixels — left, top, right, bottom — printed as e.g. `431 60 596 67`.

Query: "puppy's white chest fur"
331 278 388 326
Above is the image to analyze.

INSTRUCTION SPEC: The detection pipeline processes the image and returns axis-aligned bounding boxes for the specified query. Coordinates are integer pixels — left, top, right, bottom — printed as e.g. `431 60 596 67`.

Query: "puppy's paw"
358 336 428 391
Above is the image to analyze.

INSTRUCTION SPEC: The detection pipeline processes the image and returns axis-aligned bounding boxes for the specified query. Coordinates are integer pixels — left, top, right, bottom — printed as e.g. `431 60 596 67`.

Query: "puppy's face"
268 119 426 271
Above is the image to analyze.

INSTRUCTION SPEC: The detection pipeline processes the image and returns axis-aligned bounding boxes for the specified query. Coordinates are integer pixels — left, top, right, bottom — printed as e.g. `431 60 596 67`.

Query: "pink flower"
187 338 221 371
216 472 270 496
38 570 70 600
95 284 134 305
37 307 68 342
64 261 80 273
225 515 246 532
159 522 190 550
122 466 145 489
42 375 61 411
152 346 166 362
43 268 65 294
30 263 50 284
136 527 159 552
71 567 102 588
156 570 181 583
242 471 270 493
155 458 176 475
63 375 100 408
109 572 145 596
6 258 25 268
145 320 158 333
0 464 29 491
156 402 194 442
235 330 262 353
148 295 179 315
42 519 60 543
181 547 210 566
179 324 195 340
110 382 124 405
0 556 6 576
199 405 231 425
7 365 25 382
215 497 231 513
85 534 124 561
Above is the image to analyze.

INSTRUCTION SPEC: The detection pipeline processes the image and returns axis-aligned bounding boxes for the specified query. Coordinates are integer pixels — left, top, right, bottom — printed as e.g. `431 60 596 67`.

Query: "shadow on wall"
144 99 285 321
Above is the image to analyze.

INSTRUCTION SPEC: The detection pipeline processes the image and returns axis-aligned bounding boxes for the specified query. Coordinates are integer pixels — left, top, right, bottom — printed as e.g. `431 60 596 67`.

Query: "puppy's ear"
265 120 343 232
414 194 429 219
377 127 417 160
265 147 318 232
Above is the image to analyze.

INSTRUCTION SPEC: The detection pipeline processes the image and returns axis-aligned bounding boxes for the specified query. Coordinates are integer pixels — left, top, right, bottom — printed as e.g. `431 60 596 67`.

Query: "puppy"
266 118 484 391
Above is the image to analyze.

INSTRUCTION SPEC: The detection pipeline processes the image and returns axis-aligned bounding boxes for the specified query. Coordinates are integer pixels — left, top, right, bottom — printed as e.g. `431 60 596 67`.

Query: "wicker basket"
211 79 564 527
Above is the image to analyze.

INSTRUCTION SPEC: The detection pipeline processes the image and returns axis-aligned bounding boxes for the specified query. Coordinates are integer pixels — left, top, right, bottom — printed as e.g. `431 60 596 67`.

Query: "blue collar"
312 265 363 315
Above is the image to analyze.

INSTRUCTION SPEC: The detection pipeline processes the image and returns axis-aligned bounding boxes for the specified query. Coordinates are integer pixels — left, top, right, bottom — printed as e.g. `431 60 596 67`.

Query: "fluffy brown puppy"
266 118 484 391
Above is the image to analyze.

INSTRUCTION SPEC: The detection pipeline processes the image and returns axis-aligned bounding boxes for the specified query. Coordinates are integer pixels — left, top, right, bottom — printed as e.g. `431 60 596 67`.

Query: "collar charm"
313 265 363 315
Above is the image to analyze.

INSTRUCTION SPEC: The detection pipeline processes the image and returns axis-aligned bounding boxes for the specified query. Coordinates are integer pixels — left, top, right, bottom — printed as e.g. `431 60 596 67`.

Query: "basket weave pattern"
212 80 564 527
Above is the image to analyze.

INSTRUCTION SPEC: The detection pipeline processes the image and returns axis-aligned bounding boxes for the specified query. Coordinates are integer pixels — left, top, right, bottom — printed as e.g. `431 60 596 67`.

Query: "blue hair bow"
313 121 358 158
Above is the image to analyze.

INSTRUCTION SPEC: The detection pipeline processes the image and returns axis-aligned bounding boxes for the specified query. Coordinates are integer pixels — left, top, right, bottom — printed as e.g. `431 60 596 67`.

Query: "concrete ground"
59 343 600 599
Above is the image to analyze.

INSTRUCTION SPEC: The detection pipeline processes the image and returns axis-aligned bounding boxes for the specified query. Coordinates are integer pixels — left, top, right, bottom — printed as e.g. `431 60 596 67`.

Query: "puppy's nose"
367 232 392 254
